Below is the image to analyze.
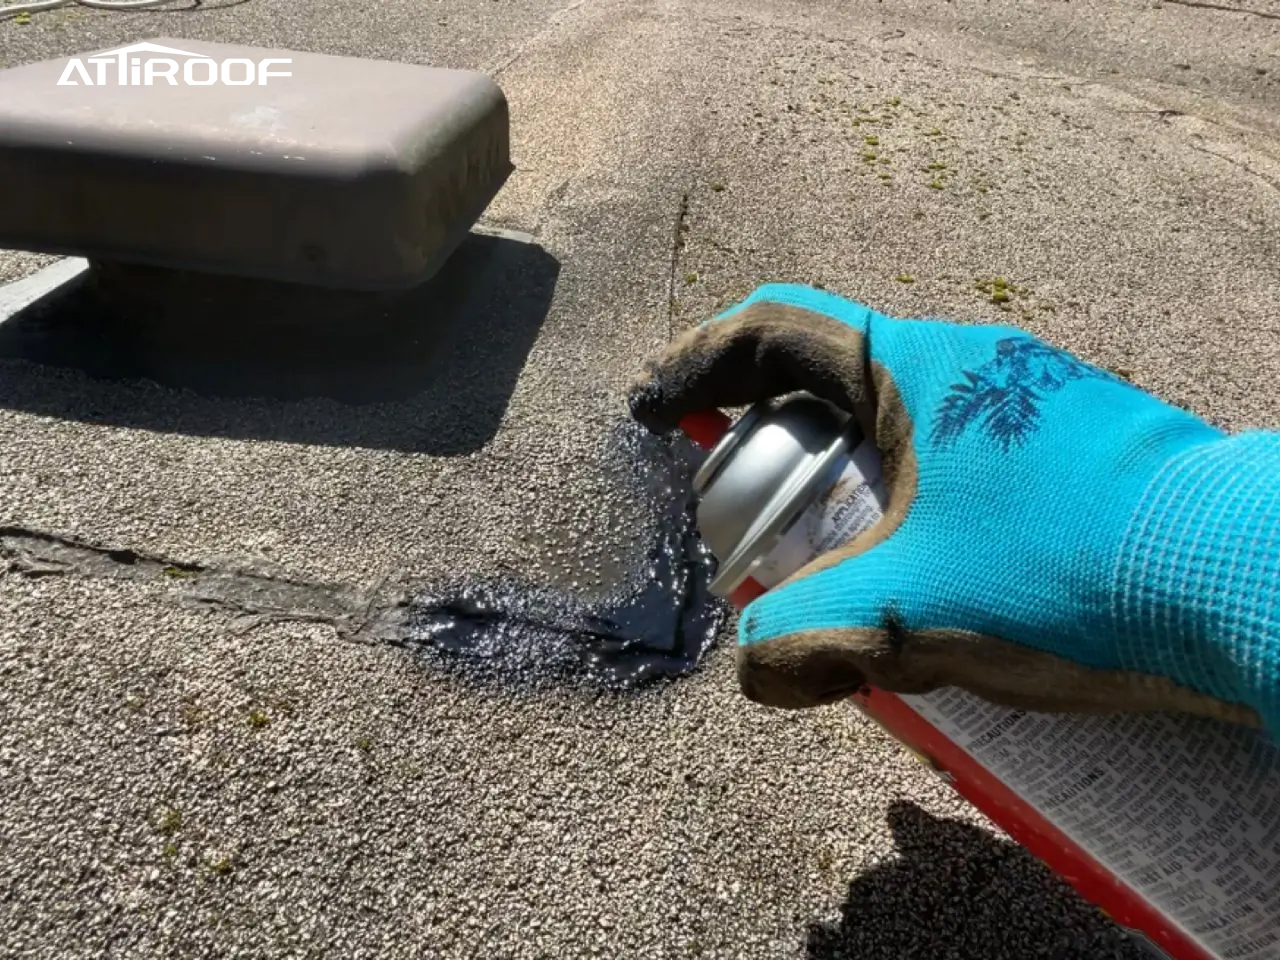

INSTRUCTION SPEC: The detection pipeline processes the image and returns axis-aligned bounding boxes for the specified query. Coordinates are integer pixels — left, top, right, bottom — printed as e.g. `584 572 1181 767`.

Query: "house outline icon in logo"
95 41 206 59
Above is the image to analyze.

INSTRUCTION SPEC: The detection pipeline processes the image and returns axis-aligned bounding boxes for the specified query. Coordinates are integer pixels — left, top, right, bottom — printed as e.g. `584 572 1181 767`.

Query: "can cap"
692 403 767 496
693 394 859 598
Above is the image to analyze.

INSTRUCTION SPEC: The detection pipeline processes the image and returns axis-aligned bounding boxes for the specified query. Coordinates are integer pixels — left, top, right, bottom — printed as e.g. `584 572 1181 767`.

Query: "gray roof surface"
2 0 1278 956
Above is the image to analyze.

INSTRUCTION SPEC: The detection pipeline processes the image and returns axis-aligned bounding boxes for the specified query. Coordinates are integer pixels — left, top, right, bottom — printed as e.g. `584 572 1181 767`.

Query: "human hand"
631 283 1278 730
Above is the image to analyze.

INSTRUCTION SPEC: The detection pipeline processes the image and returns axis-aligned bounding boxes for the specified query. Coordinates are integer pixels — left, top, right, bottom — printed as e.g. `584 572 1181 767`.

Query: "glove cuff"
1112 432 1280 727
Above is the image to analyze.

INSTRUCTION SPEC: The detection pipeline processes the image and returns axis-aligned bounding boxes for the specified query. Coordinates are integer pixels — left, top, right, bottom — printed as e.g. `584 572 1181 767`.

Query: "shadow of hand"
807 801 1147 960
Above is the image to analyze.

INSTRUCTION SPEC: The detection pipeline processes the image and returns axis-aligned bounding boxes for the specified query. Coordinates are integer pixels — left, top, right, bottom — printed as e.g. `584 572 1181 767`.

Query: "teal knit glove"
630 283 1280 733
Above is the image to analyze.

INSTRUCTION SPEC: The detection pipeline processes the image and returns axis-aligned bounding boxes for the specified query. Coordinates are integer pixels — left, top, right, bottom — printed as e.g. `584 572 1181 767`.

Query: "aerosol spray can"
684 394 887 608
681 397 1280 960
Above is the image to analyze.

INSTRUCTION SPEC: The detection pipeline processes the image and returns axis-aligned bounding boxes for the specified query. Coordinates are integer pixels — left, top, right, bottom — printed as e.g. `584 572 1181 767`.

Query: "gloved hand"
630 283 1280 732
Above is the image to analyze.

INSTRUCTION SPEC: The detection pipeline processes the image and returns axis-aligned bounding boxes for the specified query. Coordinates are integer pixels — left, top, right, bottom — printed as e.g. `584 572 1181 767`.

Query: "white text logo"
57 42 292 87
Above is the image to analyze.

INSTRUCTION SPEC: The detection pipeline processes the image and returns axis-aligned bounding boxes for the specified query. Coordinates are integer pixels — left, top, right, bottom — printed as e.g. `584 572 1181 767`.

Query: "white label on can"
902 689 1280 959
749 438 887 589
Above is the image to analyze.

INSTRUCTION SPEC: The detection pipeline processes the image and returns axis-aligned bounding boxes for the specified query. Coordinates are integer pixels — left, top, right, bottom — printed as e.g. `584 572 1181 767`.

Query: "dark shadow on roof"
806 801 1147 960
0 231 559 454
